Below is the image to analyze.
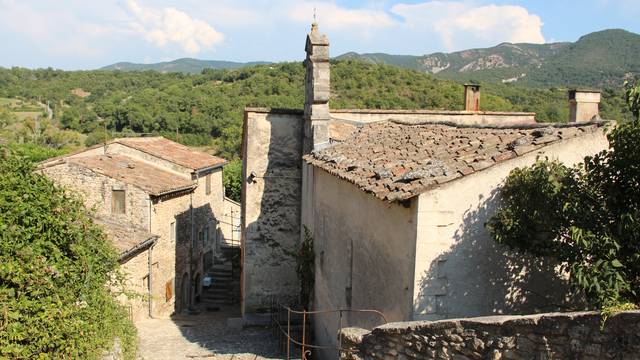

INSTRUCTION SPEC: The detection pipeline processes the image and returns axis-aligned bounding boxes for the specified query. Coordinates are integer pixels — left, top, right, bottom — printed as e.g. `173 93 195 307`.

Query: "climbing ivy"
295 227 315 309
0 149 136 359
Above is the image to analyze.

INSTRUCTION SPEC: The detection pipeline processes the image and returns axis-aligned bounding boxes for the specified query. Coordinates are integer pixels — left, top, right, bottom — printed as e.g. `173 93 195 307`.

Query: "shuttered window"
205 174 211 195
112 190 125 214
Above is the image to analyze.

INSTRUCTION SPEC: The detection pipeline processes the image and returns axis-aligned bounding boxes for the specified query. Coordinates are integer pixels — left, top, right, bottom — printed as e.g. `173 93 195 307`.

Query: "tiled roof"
304 120 605 202
69 154 195 196
115 137 226 171
94 217 157 260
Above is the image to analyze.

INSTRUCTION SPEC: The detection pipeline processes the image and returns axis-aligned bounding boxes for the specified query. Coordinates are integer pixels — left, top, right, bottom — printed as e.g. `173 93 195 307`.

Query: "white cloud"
288 1 395 31
126 0 224 54
391 1 545 51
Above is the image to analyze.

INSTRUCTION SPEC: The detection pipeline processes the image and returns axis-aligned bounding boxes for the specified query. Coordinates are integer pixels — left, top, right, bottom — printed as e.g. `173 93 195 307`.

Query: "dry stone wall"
339 311 640 360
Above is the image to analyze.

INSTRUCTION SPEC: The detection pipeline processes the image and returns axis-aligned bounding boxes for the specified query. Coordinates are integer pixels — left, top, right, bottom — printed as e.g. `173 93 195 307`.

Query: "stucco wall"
340 311 640 360
241 110 304 314
220 197 241 246
305 167 418 356
191 168 224 275
330 109 536 126
413 131 609 321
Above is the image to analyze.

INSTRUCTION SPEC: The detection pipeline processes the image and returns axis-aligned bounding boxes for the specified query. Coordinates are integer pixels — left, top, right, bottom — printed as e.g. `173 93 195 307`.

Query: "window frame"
111 189 126 214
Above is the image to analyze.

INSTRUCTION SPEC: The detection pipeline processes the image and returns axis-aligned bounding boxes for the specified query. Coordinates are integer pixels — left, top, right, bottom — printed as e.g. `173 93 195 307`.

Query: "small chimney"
464 84 481 112
568 89 601 122
303 22 330 153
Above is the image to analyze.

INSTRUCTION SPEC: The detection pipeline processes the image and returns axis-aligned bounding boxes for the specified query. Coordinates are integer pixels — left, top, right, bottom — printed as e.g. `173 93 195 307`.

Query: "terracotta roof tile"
304 120 605 202
115 137 226 171
94 217 157 255
69 154 195 196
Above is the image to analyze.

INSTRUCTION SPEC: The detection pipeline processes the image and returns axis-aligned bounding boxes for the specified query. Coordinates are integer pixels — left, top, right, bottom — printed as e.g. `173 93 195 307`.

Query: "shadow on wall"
415 187 588 319
243 111 304 313
169 201 282 356
170 201 217 314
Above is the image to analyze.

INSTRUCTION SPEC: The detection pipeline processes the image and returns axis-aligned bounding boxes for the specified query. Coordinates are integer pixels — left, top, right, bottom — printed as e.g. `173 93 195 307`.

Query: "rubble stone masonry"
339 311 640 360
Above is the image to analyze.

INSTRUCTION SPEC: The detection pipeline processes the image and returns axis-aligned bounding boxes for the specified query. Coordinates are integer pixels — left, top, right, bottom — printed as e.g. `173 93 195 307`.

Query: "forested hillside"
0 60 633 161
338 29 640 88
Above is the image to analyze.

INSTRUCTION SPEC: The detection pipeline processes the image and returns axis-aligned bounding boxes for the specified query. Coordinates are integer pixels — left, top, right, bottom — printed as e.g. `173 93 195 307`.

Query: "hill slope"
1 61 633 160
101 58 270 74
337 29 640 88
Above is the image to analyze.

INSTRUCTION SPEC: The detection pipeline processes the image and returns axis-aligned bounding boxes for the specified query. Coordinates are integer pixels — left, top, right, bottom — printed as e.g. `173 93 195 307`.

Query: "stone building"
241 24 610 356
38 137 228 321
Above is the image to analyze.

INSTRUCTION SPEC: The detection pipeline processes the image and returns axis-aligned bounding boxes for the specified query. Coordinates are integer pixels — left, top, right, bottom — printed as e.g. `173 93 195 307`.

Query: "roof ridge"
388 118 610 130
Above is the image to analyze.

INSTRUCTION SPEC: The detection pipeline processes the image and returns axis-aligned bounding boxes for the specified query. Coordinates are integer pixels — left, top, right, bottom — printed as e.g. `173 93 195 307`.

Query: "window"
170 221 176 242
203 225 209 244
197 229 204 248
205 174 211 195
112 190 125 214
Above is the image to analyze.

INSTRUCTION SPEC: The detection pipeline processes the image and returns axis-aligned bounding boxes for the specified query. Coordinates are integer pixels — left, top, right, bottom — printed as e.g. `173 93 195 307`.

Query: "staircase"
201 246 241 308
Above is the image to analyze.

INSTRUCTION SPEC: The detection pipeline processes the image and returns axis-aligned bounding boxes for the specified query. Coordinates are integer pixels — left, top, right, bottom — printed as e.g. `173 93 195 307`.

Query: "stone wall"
241 109 304 314
40 161 151 229
330 109 536 126
340 311 640 360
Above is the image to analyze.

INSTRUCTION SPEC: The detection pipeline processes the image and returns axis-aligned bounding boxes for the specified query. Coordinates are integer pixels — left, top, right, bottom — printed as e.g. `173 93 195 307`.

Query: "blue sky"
1 0 638 70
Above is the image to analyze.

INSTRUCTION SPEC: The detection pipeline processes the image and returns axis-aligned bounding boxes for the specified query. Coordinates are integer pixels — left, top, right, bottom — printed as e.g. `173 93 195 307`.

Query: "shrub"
0 149 136 359
487 82 640 307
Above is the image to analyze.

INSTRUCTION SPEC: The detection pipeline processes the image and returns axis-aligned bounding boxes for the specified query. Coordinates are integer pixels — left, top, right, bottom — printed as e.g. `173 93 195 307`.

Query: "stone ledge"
340 311 640 360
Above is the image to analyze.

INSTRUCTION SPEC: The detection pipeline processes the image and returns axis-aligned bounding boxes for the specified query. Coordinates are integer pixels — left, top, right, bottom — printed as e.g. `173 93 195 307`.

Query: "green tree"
0 151 136 359
487 82 640 307
223 158 242 202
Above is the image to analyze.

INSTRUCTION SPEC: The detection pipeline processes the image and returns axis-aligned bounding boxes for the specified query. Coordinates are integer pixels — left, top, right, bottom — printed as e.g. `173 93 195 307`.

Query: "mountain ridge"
101 58 270 73
100 29 640 88
336 29 640 88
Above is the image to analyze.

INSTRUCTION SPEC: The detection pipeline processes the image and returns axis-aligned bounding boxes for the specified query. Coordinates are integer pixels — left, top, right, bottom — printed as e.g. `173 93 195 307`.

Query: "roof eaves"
118 235 159 264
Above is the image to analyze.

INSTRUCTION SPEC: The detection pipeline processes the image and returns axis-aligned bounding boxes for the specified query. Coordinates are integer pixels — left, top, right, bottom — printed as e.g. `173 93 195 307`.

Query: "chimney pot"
464 84 481 112
568 89 601 122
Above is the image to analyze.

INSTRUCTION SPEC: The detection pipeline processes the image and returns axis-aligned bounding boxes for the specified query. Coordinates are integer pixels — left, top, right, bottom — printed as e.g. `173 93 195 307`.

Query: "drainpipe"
148 198 155 318
189 191 195 310
148 240 156 318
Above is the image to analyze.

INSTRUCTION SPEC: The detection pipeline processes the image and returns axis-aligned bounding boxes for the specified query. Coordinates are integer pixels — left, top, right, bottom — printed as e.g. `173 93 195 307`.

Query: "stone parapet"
339 311 640 360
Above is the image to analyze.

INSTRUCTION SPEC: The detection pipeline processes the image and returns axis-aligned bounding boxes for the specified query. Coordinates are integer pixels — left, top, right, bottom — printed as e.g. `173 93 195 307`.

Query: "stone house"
241 24 610 356
38 137 228 321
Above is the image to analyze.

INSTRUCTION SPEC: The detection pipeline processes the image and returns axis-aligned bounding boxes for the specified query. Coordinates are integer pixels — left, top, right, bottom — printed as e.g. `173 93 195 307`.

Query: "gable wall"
413 130 609 321
241 110 304 314
40 161 150 228
304 166 418 357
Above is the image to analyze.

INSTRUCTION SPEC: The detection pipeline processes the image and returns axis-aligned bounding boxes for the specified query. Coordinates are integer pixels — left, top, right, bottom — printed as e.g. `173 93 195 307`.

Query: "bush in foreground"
0 150 136 359
487 82 640 307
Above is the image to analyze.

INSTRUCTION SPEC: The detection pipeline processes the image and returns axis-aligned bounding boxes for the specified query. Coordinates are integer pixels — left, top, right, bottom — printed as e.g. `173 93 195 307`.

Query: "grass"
14 112 43 120
0 97 44 120
0 97 18 106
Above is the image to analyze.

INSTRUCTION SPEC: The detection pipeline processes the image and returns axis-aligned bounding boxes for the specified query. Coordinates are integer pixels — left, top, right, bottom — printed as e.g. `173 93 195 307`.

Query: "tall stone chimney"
303 23 330 153
568 89 601 122
464 84 481 112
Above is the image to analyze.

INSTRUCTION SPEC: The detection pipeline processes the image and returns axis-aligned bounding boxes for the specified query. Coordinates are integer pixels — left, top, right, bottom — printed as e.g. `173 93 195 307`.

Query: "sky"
1 0 639 70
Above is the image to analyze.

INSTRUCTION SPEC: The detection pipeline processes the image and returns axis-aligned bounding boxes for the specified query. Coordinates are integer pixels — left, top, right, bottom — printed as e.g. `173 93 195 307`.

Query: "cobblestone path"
136 305 283 359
